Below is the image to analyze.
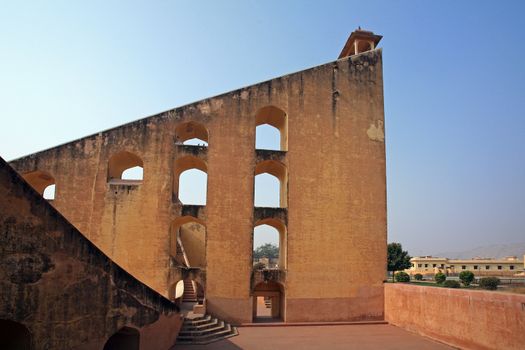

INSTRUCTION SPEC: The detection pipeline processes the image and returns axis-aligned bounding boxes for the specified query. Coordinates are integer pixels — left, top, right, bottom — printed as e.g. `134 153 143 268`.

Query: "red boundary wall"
385 283 525 350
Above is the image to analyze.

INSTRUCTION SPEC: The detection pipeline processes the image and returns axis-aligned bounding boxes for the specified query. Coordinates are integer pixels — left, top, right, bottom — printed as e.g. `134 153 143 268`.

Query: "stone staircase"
182 279 197 303
176 314 238 345
174 241 187 266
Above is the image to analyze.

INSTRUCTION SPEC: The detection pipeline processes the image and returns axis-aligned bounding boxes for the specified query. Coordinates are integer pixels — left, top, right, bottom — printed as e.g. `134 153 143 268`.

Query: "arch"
121 166 143 181
168 280 185 300
254 218 287 269
170 216 207 268
0 320 31 349
255 105 287 151
43 184 56 200
354 39 374 55
252 281 284 322
255 160 287 207
22 170 56 199
108 151 144 183
175 121 209 146
173 156 208 205
103 327 139 350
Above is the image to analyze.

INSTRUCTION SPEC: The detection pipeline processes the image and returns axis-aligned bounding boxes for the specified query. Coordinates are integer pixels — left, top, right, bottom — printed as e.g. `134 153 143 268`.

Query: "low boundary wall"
385 283 525 350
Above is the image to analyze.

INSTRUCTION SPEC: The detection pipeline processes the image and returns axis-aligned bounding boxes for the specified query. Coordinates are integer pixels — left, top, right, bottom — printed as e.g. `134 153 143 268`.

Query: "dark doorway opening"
103 327 140 350
0 319 31 350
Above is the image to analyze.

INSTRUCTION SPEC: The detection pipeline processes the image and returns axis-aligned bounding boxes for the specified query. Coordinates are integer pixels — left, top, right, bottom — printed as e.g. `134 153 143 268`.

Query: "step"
186 315 212 326
175 314 239 345
177 324 234 343
186 314 208 322
179 321 225 336
184 319 216 330
182 318 219 331
176 329 238 345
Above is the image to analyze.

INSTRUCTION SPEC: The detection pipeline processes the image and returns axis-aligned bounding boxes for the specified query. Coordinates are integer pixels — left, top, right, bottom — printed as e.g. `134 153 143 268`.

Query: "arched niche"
254 218 287 269
255 160 288 208
255 105 288 151
170 216 206 268
103 327 140 350
107 151 144 183
175 121 209 146
22 170 56 200
173 155 208 205
0 319 31 349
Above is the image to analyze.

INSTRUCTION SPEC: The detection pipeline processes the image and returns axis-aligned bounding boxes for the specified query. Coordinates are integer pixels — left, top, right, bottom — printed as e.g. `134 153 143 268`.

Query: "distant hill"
433 242 525 259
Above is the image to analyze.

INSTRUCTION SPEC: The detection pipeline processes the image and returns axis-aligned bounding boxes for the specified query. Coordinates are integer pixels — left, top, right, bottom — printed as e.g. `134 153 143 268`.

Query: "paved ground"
172 324 454 349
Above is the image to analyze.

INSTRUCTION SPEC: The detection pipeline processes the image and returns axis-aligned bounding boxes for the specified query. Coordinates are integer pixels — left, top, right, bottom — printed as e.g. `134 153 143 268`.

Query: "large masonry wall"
9 49 386 323
0 157 182 349
385 283 525 350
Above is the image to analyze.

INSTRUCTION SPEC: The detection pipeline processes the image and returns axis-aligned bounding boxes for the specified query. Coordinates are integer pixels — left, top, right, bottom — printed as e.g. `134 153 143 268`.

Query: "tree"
434 272 446 284
443 280 460 288
394 272 410 282
479 277 500 290
459 271 475 287
253 243 279 260
387 242 412 282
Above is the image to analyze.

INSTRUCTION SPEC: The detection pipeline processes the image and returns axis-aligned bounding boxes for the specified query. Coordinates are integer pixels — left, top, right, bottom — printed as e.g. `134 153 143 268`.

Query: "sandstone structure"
8 29 386 324
0 157 182 349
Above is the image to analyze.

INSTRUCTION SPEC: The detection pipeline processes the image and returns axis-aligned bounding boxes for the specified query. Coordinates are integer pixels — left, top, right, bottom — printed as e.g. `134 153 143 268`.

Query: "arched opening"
254 160 287 208
254 218 287 269
256 124 280 150
255 106 287 151
22 170 56 200
168 280 185 301
175 121 209 146
0 320 31 349
121 166 143 181
108 151 144 184
170 216 206 268
103 327 139 350
42 184 55 200
173 156 207 205
252 281 284 322
354 40 374 54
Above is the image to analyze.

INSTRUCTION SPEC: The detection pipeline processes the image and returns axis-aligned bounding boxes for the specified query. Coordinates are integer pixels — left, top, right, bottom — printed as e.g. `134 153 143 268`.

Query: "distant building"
408 256 524 276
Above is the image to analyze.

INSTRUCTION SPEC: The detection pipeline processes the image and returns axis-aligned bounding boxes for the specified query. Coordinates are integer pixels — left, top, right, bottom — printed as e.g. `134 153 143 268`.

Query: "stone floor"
172 324 455 349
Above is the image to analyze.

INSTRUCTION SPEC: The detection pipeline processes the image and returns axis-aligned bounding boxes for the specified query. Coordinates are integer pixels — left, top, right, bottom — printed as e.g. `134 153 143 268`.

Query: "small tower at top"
338 28 382 59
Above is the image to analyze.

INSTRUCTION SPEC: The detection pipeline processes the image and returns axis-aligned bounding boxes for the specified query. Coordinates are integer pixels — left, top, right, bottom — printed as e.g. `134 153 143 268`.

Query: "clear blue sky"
1 1 524 255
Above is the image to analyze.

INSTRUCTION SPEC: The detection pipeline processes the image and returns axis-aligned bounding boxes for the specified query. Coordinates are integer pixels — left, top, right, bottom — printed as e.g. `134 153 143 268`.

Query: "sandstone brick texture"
0 157 182 349
9 48 386 324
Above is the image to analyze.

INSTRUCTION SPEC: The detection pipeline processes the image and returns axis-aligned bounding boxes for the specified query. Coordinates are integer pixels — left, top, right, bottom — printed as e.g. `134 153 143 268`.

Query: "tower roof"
339 29 382 59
